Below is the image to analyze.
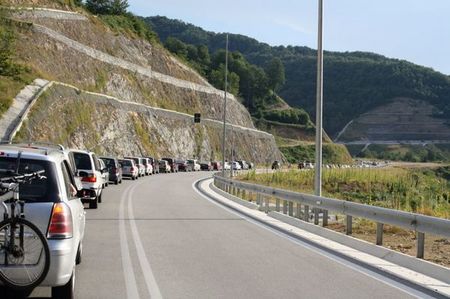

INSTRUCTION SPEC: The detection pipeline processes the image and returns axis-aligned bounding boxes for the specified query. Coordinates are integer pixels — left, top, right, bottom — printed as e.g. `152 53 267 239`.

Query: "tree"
110 0 129 15
209 64 239 96
165 37 188 58
265 57 285 91
85 0 129 15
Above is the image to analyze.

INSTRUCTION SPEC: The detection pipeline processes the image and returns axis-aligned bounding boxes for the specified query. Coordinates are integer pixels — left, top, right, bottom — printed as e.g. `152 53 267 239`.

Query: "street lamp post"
314 0 327 226
221 34 229 177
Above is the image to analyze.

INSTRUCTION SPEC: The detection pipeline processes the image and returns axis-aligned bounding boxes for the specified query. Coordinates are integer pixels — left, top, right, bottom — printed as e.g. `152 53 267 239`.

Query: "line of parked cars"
0 142 248 298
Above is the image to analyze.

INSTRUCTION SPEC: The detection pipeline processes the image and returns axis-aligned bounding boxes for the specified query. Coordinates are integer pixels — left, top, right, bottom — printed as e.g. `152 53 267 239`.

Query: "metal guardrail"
214 174 450 259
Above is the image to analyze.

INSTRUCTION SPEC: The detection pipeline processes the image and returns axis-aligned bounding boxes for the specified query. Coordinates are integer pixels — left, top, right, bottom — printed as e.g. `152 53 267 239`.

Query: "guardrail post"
296 203 302 219
346 215 352 235
416 232 425 259
283 200 288 214
276 198 281 212
376 223 383 245
288 201 293 216
265 196 269 213
304 205 309 222
314 208 319 225
322 209 328 227
242 190 246 200
256 193 261 205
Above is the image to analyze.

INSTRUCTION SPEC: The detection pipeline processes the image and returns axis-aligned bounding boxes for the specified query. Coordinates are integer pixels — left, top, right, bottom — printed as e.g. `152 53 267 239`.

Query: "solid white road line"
128 181 163 299
192 178 435 299
119 183 140 299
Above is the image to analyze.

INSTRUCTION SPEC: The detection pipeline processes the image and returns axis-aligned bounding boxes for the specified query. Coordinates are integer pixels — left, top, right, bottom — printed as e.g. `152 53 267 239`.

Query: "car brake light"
82 175 97 183
47 203 73 239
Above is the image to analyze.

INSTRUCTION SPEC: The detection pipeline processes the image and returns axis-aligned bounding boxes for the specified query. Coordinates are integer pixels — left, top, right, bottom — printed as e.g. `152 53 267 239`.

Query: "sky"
129 0 450 75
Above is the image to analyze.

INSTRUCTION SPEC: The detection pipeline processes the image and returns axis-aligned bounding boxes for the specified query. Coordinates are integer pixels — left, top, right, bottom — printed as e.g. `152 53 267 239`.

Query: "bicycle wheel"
0 218 50 290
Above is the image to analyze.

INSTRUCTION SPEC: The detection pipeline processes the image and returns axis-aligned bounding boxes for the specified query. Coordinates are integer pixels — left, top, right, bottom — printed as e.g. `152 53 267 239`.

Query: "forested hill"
145 16 450 137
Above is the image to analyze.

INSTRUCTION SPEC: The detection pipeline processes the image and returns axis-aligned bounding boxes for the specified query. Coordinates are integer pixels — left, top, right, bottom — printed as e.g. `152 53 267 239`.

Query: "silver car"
69 150 104 209
0 144 85 297
124 157 146 177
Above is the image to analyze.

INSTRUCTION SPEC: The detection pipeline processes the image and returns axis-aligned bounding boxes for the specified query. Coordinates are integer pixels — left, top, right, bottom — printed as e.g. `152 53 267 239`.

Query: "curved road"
32 172 418 298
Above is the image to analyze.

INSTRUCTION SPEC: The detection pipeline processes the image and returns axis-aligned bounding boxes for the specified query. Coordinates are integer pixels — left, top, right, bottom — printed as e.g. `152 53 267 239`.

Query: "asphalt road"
32 172 417 298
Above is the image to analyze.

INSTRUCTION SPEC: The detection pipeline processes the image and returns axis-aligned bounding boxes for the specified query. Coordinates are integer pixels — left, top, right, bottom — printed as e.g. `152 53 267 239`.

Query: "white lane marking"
128 181 163 299
192 178 432 299
119 183 140 299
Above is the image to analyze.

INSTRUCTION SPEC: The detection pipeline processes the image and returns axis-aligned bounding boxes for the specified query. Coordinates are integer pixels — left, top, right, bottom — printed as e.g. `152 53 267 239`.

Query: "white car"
187 159 201 171
69 149 104 209
0 143 85 297
223 161 231 170
159 160 171 173
232 161 242 170
143 158 153 175
98 158 109 188
125 157 146 177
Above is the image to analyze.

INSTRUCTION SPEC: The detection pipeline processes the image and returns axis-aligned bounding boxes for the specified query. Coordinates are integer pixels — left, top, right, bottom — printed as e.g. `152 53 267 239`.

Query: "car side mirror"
74 177 83 191
102 168 108 173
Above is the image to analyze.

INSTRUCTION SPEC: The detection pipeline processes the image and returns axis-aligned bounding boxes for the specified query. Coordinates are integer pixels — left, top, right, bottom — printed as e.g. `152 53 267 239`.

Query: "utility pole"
221 34 229 177
314 0 327 225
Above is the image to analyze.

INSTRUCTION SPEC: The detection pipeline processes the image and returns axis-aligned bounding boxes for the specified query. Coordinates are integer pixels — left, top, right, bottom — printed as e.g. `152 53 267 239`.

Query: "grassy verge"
239 167 450 218
236 166 450 266
280 143 353 165
355 143 450 163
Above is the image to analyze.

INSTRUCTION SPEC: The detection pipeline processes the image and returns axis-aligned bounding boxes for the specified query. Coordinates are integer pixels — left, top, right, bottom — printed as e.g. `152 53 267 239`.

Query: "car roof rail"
0 141 65 151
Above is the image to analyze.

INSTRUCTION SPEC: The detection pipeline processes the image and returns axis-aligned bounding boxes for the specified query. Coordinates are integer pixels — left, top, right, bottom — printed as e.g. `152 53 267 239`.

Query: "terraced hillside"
0 4 282 162
337 98 450 143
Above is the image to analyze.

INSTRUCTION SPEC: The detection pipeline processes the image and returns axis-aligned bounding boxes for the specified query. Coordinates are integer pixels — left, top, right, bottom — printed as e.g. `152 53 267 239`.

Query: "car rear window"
73 152 92 170
0 157 59 203
101 158 115 168
120 160 132 166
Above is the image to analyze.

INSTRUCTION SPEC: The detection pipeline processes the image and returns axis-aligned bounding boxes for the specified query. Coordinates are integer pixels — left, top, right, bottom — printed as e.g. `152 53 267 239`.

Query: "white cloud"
272 18 313 35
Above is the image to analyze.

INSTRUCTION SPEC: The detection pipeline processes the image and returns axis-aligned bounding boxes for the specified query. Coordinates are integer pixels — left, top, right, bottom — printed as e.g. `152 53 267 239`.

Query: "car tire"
76 243 82 265
89 198 98 209
98 193 102 203
0 286 32 298
115 179 119 185
52 266 75 299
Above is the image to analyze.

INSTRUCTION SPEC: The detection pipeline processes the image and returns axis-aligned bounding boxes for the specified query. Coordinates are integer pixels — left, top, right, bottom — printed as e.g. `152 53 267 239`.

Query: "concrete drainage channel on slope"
194 177 450 299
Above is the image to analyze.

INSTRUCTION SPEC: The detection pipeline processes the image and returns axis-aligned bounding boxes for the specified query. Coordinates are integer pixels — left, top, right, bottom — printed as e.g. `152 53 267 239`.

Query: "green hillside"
145 16 450 137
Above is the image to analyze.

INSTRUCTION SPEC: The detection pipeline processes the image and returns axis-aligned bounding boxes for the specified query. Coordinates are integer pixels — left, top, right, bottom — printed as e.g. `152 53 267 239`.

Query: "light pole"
221 34 229 177
314 0 327 225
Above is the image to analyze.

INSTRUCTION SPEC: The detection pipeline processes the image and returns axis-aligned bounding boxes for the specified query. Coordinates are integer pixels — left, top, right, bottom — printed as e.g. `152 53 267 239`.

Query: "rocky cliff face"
3 5 282 162
11 9 253 127
15 83 281 162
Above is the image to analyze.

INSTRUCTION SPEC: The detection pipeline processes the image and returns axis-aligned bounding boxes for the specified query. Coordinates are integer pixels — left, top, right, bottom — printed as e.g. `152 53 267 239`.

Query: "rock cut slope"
2 6 282 161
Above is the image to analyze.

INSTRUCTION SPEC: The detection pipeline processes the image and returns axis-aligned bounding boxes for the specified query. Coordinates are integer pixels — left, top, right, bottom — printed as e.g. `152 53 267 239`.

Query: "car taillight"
47 203 73 239
82 175 96 183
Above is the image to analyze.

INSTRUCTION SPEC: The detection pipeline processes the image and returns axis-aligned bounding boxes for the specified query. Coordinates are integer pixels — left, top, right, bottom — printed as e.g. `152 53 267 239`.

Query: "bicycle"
0 170 50 290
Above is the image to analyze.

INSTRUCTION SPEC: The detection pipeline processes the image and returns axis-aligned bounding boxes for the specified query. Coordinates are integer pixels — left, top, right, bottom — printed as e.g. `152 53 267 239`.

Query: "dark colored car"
176 159 192 172
272 160 281 170
162 157 179 173
147 157 159 174
211 161 222 171
100 157 123 185
200 161 212 171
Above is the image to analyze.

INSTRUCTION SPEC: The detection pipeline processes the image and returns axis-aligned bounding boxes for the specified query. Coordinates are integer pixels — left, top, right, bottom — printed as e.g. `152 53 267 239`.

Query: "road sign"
194 113 201 123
